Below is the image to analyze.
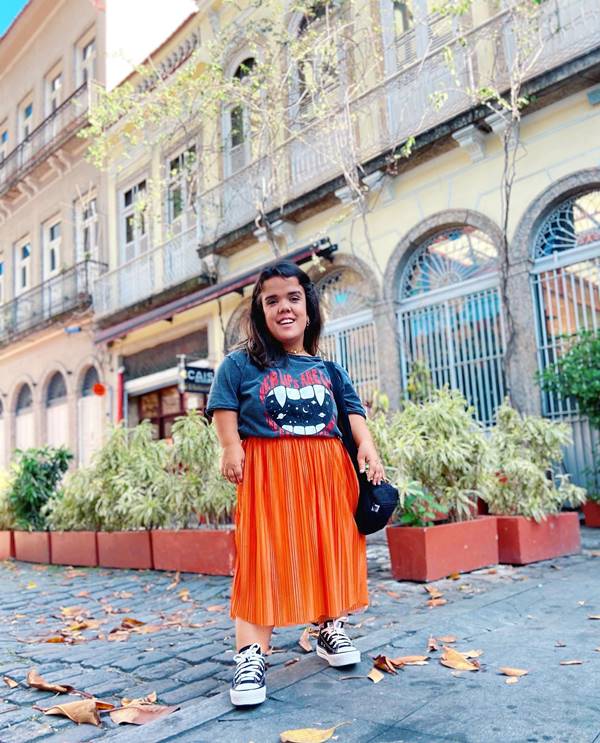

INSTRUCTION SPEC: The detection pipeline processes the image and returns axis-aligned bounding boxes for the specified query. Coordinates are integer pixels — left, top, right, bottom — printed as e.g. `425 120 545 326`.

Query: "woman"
207 260 384 707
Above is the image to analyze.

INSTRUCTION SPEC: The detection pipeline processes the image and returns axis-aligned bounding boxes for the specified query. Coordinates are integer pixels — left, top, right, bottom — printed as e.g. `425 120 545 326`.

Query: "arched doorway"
316 267 379 405
45 372 69 448
397 225 505 425
14 383 34 452
78 366 104 466
531 189 600 485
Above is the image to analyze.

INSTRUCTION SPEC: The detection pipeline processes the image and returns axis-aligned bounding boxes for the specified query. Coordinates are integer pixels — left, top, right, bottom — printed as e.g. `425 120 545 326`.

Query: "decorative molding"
136 30 202 93
452 124 487 162
253 219 296 248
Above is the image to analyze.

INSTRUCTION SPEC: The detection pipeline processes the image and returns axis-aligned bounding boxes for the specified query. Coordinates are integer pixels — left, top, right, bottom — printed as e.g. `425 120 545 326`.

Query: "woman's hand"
356 440 385 485
220 442 245 484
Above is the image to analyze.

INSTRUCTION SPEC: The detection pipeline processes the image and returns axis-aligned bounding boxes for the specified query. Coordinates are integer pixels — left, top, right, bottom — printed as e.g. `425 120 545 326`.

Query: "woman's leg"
235 618 274 653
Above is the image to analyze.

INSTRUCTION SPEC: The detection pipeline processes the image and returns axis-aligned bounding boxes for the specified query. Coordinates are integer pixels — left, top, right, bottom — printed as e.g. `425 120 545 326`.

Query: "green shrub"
0 469 16 530
8 447 72 530
43 468 101 531
368 388 489 523
484 402 587 521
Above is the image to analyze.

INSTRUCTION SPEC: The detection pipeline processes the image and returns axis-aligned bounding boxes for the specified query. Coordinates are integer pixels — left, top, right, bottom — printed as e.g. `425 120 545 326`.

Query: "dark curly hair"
244 261 322 368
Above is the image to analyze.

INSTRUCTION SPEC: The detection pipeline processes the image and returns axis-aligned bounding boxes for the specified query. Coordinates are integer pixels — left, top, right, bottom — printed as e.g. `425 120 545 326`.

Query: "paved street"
1 527 600 743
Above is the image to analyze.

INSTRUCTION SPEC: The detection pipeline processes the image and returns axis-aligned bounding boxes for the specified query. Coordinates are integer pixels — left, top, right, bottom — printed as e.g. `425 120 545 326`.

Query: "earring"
306 319 310 327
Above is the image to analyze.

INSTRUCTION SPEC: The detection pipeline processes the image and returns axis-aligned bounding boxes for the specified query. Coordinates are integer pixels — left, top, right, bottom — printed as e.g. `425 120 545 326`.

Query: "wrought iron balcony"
0 82 91 198
0 260 107 346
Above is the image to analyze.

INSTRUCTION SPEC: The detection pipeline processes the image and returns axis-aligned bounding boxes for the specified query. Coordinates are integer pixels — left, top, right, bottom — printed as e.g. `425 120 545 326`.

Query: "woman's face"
260 275 308 351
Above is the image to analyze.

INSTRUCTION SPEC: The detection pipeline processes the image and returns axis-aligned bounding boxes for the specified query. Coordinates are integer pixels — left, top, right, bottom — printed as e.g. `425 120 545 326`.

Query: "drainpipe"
116 366 125 422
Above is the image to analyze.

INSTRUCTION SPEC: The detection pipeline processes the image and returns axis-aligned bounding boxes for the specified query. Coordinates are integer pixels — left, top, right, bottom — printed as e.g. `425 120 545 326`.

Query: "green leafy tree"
9 447 73 530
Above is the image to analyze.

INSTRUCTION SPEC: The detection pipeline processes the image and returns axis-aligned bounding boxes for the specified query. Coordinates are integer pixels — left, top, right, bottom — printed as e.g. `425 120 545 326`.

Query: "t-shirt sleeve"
335 363 366 418
206 354 243 414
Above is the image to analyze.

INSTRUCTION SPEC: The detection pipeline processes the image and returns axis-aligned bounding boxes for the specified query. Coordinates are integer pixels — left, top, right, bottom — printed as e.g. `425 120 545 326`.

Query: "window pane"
125 215 134 243
124 188 133 207
230 106 244 148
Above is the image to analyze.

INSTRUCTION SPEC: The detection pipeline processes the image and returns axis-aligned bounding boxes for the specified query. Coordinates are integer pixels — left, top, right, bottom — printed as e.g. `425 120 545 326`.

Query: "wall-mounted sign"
179 365 215 393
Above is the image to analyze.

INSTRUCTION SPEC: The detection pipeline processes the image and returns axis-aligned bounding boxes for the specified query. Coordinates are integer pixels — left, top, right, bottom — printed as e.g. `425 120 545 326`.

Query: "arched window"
15 384 33 415
397 226 505 425
316 267 379 404
46 372 67 407
225 57 256 177
224 299 251 353
531 190 600 484
81 366 100 397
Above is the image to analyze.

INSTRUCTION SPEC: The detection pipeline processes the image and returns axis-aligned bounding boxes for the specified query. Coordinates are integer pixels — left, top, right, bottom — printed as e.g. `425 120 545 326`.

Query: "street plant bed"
0 530 13 560
96 530 153 570
496 512 581 565
582 501 600 528
50 531 98 567
13 531 51 564
151 527 236 575
385 516 499 582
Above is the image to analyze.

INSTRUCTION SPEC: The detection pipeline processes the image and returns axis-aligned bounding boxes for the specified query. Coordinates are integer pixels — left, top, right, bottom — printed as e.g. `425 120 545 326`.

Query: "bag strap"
324 361 360 473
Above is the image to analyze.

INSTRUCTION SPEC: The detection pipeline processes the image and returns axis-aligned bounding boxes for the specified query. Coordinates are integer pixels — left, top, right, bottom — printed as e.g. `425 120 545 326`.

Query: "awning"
95 239 337 345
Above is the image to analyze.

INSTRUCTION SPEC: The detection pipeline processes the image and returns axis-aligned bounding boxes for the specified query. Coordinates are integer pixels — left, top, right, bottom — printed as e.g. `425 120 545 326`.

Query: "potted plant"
370 389 498 582
483 402 586 564
9 446 72 563
43 468 99 567
0 469 15 560
150 411 237 576
538 330 600 528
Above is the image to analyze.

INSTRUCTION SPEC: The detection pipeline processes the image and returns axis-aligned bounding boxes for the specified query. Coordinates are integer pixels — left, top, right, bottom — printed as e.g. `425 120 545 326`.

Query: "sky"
0 0 29 37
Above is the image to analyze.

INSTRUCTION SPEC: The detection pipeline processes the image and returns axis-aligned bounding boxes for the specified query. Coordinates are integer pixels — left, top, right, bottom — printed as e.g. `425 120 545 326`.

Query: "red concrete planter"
583 501 600 528
97 531 153 570
496 512 581 565
385 516 498 582
50 531 98 567
0 531 14 560
13 531 51 564
151 528 236 576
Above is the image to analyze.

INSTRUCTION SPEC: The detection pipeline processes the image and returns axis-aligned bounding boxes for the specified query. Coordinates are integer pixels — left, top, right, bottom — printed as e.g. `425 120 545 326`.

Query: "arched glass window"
398 226 505 425
46 372 67 407
81 366 100 397
531 189 600 485
224 299 251 353
225 57 256 176
15 384 33 415
316 267 379 404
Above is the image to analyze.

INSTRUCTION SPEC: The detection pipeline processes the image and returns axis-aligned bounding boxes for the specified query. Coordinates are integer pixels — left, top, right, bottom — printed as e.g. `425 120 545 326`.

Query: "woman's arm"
348 413 385 485
213 410 245 484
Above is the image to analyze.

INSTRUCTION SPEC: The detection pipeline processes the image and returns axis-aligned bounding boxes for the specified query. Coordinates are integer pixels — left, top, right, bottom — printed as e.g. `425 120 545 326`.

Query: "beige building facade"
89 0 600 487
0 0 197 467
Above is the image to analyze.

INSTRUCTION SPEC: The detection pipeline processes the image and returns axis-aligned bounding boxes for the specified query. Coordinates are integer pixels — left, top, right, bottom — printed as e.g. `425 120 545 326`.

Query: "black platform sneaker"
316 619 361 667
230 642 267 706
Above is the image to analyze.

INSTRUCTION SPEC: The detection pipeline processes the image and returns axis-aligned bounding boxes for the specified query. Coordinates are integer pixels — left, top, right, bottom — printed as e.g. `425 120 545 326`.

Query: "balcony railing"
0 260 106 345
93 226 204 317
0 82 91 197
95 0 600 319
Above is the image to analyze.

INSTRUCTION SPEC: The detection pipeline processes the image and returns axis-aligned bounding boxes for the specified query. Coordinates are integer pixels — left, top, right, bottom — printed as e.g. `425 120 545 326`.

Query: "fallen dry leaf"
284 658 300 668
424 585 443 599
134 624 163 635
206 605 226 613
448 572 461 580
298 628 313 653
373 655 399 674
560 660 583 665
167 572 181 590
107 631 130 642
35 699 101 726
120 617 145 629
428 637 439 652
367 668 384 684
26 582 37 589
60 606 88 618
427 598 447 607
437 635 457 643
178 589 190 602
439 647 479 672
44 636 66 644
27 669 74 694
114 591 133 599
121 691 157 706
586 550 600 557
3 676 18 688
391 655 429 666
110 703 179 725
505 677 519 685
461 649 483 659
588 615 600 620
487 569 497 574
555 641 566 647
386 590 403 599
75 590 90 598
499 667 528 677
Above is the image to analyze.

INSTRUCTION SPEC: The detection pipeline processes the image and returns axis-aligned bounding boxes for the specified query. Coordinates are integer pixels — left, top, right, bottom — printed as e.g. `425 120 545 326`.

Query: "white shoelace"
233 643 265 686
320 619 353 650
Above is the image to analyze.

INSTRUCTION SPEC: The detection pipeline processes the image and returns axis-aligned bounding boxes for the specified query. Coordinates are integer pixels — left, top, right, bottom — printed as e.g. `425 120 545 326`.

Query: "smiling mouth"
277 318 295 326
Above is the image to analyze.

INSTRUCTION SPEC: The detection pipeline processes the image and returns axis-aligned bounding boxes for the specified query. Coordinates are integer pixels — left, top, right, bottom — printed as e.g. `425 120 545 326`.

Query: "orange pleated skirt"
230 436 368 627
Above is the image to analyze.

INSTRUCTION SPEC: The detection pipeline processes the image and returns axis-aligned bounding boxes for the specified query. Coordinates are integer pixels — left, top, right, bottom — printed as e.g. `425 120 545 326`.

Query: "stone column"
373 299 402 411
503 257 541 416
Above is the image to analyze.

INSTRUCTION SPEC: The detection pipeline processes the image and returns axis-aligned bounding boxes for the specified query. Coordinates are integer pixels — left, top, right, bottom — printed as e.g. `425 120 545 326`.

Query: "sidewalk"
1 527 599 743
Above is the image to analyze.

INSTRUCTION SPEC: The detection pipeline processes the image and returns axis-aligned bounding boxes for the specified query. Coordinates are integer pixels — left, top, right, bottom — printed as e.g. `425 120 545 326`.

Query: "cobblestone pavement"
1 527 600 742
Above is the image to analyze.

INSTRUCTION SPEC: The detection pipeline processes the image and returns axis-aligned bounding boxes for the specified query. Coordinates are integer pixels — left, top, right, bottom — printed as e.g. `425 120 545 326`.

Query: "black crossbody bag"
324 361 399 535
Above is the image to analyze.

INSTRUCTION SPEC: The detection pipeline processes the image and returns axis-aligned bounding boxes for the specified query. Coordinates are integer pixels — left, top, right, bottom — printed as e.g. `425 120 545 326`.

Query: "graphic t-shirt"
206 350 366 439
